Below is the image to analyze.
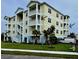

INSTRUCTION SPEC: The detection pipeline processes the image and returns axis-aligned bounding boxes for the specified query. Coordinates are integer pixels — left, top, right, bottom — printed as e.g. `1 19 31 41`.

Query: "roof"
27 1 69 16
40 2 64 16
24 10 28 13
15 7 24 13
27 1 40 7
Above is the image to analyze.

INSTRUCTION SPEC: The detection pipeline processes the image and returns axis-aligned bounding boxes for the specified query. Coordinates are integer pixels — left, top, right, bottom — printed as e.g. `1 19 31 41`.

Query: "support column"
22 12 25 43
6 18 9 41
27 7 30 43
36 3 38 30
40 14 42 43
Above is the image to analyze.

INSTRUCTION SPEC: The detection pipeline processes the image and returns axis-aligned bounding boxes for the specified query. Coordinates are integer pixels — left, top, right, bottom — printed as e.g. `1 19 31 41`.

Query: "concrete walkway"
1 48 78 55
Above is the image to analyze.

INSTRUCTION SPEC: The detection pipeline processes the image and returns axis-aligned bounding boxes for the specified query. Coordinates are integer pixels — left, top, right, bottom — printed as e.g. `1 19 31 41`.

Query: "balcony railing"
29 19 40 26
17 21 23 26
29 10 40 16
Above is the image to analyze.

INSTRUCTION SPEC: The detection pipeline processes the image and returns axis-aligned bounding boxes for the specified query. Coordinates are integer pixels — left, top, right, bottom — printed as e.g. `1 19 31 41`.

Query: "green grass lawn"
1 42 78 52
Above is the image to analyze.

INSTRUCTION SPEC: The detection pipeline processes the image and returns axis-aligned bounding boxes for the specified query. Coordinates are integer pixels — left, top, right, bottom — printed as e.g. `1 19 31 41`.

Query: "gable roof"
15 7 24 14
27 1 40 7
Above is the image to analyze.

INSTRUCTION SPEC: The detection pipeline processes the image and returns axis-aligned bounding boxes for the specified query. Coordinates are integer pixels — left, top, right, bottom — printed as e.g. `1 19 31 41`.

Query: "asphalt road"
1 54 68 59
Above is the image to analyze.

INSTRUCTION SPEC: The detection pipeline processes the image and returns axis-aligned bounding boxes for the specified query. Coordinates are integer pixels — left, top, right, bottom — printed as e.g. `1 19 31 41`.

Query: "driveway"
1 54 69 59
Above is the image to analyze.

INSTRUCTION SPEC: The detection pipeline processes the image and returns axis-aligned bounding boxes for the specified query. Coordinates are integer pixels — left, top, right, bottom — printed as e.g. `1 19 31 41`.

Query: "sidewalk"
1 48 78 55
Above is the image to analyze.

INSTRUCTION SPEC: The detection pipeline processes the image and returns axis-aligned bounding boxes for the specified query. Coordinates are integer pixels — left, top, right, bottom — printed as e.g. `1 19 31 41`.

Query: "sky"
1 0 78 34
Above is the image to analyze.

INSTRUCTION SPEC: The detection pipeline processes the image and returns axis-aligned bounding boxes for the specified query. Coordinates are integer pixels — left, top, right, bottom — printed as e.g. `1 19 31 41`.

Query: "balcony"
28 25 40 36
29 10 40 16
63 23 69 29
17 25 23 34
29 19 40 26
29 4 40 15
8 24 11 29
17 12 23 26
17 21 23 26
17 29 22 34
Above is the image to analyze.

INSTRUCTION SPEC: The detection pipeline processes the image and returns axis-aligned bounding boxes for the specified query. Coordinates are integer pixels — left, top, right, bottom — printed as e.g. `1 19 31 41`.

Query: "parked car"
60 37 76 43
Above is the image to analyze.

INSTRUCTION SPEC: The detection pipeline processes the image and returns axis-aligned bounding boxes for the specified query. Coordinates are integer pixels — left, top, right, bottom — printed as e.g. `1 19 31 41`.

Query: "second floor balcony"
29 19 40 26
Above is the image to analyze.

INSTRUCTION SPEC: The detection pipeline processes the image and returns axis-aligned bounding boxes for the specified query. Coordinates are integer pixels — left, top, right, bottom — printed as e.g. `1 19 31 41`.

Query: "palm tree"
48 25 55 45
32 30 40 44
50 25 55 33
43 25 55 45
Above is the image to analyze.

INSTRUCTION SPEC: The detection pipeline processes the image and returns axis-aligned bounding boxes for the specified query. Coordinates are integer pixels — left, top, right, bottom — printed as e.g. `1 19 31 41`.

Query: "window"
17 32 20 35
48 18 51 23
67 16 69 19
61 24 62 27
64 23 66 28
13 25 15 27
67 30 68 33
18 25 20 29
56 30 59 34
13 18 15 21
61 16 62 19
8 24 11 28
61 31 62 34
56 21 59 25
24 37 27 43
67 24 68 28
26 21 27 25
48 8 51 14
9 18 11 22
64 19 65 21
56 13 59 18
26 29 27 33
63 30 66 34
8 30 11 33
64 16 66 19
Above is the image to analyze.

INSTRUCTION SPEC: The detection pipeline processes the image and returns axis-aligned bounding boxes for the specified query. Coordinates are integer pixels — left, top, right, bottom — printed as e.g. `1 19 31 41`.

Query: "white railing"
29 10 40 16
29 19 40 26
29 10 36 16
17 21 23 26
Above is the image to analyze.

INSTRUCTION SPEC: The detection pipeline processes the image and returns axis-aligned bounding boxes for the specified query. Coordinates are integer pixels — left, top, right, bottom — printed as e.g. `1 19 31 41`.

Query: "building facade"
5 0 70 43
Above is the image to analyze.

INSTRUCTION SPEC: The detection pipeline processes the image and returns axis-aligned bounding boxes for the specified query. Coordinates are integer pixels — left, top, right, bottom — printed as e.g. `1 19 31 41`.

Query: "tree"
32 30 40 44
50 25 55 33
48 25 55 44
69 33 76 38
49 34 58 44
8 37 12 42
43 30 49 44
43 25 55 44
1 33 4 41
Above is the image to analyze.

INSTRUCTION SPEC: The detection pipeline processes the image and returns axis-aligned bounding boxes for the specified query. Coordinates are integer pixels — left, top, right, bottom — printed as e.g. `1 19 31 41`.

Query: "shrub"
49 34 58 44
8 37 12 43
